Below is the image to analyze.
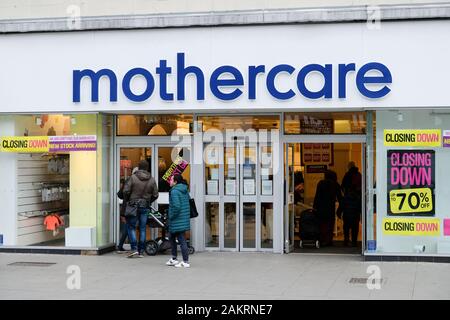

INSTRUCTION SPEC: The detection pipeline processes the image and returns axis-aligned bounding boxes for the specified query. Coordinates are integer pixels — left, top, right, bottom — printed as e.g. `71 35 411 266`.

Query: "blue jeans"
118 219 128 250
170 232 189 263
126 208 149 253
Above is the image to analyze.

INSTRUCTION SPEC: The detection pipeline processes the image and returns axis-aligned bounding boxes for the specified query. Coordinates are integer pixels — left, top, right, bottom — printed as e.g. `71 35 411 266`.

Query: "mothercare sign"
387 150 435 216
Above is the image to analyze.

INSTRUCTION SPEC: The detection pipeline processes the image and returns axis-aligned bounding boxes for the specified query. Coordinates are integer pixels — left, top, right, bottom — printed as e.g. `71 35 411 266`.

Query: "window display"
373 110 450 255
0 114 105 248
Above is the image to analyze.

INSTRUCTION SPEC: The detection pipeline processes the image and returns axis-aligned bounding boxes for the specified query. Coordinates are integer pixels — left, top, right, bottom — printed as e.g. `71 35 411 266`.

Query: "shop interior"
17 115 72 246
288 142 365 254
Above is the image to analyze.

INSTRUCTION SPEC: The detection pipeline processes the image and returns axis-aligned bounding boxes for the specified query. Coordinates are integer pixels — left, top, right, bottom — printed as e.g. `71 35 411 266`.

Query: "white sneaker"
127 251 139 258
174 261 190 268
166 258 179 266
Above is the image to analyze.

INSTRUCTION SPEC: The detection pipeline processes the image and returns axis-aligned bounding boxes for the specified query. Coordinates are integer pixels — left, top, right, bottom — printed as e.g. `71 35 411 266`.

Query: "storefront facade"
1 19 450 259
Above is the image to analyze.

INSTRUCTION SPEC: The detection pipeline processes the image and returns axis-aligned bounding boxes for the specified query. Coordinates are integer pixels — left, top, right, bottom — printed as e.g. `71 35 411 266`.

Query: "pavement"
0 251 449 300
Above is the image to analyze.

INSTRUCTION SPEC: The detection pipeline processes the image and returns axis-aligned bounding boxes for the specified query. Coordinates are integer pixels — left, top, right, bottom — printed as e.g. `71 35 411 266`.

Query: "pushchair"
144 207 195 256
298 208 320 249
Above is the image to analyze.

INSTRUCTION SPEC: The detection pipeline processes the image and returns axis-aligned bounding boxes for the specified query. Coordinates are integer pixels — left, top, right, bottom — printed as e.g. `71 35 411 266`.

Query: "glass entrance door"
116 144 191 245
204 140 275 252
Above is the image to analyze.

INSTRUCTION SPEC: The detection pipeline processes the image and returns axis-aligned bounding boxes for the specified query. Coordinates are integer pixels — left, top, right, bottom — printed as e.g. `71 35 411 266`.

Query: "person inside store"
123 160 159 258
338 162 362 247
165 174 191 268
116 167 138 253
158 158 171 193
294 171 305 204
313 170 343 247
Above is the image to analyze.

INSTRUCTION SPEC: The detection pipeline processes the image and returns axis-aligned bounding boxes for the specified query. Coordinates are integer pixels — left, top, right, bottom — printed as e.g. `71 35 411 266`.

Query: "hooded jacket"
168 183 191 233
123 170 159 205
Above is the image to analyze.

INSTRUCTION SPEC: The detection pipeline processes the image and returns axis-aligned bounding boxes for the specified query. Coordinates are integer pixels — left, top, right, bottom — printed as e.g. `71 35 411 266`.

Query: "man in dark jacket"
313 170 343 247
340 162 362 247
123 160 159 258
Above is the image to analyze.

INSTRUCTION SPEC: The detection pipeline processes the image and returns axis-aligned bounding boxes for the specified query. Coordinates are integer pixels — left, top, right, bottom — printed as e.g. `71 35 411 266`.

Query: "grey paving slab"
0 252 449 300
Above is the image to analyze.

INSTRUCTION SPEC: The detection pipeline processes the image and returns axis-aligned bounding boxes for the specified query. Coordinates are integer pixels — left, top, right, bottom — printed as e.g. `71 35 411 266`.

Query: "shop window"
198 115 280 132
372 110 450 255
205 202 219 248
117 114 193 136
284 112 366 135
0 114 106 248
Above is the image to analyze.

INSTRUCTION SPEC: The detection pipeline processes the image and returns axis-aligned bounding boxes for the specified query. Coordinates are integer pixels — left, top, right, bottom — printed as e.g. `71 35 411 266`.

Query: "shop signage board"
0 135 97 153
382 218 440 236
384 129 441 147
162 155 189 184
387 150 435 216
299 118 333 134
443 130 450 148
48 135 97 152
306 165 328 174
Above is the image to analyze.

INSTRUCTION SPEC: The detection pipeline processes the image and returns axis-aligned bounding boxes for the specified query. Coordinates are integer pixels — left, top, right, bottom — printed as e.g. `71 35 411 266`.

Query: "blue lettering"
156 60 173 101
248 65 265 100
338 63 356 99
73 69 117 102
356 62 392 98
177 52 205 101
297 64 332 99
210 66 244 100
267 64 295 100
122 68 155 102
72 53 392 103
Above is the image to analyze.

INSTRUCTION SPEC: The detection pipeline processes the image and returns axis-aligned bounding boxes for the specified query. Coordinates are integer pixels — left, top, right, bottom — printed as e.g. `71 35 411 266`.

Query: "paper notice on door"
262 180 273 195
261 152 272 167
225 179 236 195
210 167 219 180
261 168 270 180
207 180 219 195
243 179 255 195
243 164 253 178
206 147 219 165
227 164 236 178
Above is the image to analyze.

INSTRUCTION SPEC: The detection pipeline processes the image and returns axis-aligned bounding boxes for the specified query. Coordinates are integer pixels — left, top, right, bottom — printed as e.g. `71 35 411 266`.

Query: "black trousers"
343 215 360 245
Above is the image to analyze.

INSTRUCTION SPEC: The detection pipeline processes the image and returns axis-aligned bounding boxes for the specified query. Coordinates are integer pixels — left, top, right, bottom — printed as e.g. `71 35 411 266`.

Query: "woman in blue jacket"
166 174 191 268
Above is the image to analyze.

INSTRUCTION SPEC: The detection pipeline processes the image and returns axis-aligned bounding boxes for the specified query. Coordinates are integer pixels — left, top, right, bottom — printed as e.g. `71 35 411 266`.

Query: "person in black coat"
339 162 362 247
313 170 343 247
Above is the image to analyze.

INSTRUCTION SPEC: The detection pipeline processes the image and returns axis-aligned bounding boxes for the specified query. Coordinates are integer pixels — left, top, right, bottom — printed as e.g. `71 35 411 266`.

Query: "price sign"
389 188 433 214
387 150 435 216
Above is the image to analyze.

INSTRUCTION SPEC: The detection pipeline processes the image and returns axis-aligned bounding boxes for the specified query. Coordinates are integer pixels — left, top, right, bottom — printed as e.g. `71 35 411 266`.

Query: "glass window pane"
261 146 273 196
261 203 273 249
199 115 279 132
224 147 236 195
0 114 98 248
117 114 193 136
284 112 366 135
205 144 220 195
205 202 219 248
243 202 256 248
224 203 237 249
243 147 256 195
120 147 152 180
